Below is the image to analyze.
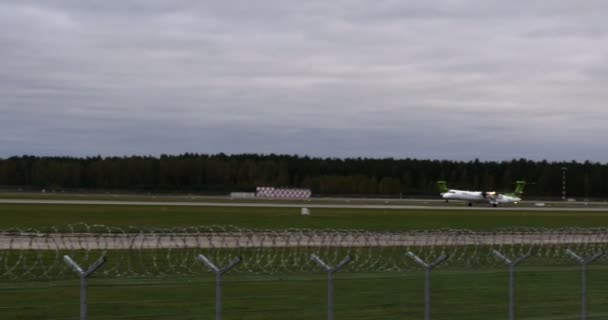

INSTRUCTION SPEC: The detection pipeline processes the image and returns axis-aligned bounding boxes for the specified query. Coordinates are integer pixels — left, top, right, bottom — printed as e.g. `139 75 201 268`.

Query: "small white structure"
301 207 310 216
230 192 256 199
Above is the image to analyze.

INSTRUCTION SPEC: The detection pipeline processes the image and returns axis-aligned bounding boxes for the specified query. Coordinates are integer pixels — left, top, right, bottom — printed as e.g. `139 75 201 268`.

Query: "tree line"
0 154 606 199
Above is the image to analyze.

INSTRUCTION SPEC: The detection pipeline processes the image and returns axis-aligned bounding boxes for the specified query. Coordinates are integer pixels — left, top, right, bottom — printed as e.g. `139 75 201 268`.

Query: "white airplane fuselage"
441 190 520 206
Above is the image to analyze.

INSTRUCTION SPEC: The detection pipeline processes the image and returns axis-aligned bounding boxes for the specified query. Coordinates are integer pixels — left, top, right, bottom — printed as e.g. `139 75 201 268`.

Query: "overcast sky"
1 1 607 161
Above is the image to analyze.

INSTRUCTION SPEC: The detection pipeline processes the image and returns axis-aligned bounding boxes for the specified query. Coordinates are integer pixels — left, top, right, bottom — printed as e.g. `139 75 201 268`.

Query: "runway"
2 199 608 211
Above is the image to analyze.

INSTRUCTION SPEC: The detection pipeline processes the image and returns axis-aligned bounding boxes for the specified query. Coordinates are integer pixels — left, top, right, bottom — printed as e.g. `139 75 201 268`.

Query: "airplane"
437 181 526 207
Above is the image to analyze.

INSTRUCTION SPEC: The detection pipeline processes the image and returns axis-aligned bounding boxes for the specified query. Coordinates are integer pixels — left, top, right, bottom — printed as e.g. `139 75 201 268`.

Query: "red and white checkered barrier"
256 187 312 199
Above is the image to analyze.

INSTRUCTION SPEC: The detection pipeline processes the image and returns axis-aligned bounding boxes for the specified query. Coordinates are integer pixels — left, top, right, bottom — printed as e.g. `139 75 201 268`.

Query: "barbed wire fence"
2 224 608 278
2 225 608 319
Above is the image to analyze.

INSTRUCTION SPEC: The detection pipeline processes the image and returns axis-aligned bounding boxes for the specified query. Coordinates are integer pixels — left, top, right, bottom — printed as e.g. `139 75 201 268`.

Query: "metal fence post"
311 254 353 320
63 254 107 320
196 254 241 320
406 252 449 320
492 250 531 320
565 249 604 320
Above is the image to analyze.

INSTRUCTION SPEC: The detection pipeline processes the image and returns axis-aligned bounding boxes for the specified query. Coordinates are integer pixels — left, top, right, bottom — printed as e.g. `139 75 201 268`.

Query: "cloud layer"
2 1 608 161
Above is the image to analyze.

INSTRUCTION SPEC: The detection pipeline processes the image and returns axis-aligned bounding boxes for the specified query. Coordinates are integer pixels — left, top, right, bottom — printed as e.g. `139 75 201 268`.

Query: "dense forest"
0 154 606 199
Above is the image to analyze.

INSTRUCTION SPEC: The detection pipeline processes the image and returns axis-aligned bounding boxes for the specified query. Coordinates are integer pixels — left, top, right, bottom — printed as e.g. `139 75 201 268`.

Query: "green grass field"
2 266 608 320
2 203 608 231
3 202 608 319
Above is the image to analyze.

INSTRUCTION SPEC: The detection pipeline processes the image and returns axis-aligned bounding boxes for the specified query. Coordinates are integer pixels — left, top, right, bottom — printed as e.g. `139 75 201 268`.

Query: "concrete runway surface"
2 199 608 211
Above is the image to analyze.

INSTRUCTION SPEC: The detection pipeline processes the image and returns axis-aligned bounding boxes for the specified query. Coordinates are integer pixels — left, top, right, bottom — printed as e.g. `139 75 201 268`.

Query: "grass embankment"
2 266 608 320
2 204 608 231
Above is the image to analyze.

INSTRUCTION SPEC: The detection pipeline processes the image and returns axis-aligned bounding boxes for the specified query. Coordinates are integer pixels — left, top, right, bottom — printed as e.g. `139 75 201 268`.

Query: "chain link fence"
2 225 608 319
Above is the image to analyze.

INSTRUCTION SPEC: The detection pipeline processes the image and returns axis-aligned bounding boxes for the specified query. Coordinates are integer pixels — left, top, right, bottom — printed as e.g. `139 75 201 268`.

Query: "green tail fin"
437 181 449 194
514 181 526 196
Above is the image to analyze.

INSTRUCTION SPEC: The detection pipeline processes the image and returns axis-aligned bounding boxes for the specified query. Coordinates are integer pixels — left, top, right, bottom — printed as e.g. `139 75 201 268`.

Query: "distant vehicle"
437 181 526 207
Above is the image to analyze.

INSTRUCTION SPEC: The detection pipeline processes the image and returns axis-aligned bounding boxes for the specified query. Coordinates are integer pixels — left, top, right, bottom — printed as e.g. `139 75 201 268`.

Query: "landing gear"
492 203 498 207
468 202 473 207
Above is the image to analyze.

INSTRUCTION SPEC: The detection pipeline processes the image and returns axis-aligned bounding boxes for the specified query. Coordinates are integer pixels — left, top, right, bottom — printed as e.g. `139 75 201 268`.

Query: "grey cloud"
1 1 608 161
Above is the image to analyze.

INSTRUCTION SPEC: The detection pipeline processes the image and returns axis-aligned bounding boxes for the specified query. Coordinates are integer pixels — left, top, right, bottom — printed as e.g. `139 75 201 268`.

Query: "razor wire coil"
1 224 607 279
